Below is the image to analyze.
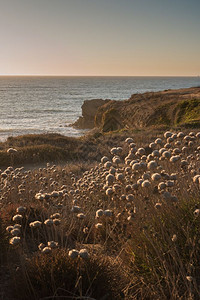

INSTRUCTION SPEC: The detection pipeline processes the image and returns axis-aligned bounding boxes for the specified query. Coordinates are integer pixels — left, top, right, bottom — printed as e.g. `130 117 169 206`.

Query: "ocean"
0 76 199 141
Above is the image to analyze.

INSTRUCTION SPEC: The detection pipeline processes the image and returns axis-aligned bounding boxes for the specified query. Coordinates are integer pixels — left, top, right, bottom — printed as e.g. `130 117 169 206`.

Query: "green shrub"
176 99 200 126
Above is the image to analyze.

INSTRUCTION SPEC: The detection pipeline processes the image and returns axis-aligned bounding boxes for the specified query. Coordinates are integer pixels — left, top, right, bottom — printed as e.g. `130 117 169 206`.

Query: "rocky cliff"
72 99 110 129
73 87 200 132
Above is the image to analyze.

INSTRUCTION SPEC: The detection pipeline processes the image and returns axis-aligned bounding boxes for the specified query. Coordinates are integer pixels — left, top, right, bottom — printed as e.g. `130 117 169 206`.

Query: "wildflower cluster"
1 130 200 299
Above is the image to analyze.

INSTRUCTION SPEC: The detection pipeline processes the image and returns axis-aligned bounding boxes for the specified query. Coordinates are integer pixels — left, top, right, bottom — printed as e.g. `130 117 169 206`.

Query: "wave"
0 128 14 133
22 109 71 113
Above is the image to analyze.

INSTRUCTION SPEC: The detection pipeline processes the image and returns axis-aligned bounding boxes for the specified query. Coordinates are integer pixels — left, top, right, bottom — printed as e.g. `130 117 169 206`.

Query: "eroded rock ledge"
72 99 110 129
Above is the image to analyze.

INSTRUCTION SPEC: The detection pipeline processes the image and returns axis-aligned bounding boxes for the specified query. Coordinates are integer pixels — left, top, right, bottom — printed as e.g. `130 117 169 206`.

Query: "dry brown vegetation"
0 129 165 168
0 128 200 299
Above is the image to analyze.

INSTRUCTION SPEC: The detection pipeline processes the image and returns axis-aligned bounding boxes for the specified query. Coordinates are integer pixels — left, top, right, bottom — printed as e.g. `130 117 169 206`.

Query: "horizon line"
0 74 199 77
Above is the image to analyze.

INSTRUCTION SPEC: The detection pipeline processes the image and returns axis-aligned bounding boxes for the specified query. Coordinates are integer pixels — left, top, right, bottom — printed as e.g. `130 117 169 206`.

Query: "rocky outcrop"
72 99 110 129
95 87 200 131
72 87 200 132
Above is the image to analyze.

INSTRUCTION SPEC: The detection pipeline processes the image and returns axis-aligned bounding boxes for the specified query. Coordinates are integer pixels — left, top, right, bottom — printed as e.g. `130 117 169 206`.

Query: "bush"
13 249 126 300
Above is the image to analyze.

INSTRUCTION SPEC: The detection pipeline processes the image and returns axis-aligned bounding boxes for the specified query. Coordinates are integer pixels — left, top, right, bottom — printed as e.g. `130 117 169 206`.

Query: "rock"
102 109 123 132
72 99 109 129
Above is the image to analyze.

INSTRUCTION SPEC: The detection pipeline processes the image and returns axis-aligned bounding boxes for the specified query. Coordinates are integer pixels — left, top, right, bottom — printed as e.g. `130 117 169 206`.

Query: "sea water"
0 76 199 141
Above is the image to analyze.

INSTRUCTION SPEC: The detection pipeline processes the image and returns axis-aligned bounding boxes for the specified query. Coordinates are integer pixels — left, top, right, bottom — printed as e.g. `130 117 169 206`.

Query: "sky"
0 0 200 76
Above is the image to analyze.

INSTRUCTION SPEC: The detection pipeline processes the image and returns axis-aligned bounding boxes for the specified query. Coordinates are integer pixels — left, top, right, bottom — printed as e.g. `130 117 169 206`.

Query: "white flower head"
96 209 104 218
29 221 42 228
77 213 86 219
10 236 21 245
53 218 61 226
6 226 14 233
155 203 162 209
141 180 151 188
151 173 161 181
147 160 157 170
68 249 79 259
7 148 17 154
95 223 103 229
171 234 177 242
186 276 193 282
11 228 21 236
12 214 23 223
42 247 52 254
16 206 26 214
38 243 45 251
194 209 200 217
44 219 53 226
79 249 89 259
71 206 81 213
48 241 58 249
104 209 112 217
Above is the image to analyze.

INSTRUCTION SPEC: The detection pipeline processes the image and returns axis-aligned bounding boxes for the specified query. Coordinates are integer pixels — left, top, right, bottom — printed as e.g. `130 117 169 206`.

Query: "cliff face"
72 99 110 129
73 87 200 131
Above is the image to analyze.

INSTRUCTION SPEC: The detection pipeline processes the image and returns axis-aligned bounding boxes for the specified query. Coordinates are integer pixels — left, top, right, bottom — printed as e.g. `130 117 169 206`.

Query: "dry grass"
0 129 200 299
0 129 164 167
13 249 125 300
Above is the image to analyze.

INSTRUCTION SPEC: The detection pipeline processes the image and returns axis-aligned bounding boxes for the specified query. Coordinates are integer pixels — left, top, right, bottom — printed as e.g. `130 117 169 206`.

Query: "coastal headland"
73 86 200 131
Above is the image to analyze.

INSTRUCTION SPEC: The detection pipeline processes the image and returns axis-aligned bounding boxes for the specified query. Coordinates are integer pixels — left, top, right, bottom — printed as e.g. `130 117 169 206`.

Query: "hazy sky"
0 0 200 76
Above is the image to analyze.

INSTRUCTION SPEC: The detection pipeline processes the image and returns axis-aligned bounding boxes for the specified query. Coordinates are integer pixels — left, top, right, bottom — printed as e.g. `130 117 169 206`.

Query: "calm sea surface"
0 76 199 141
